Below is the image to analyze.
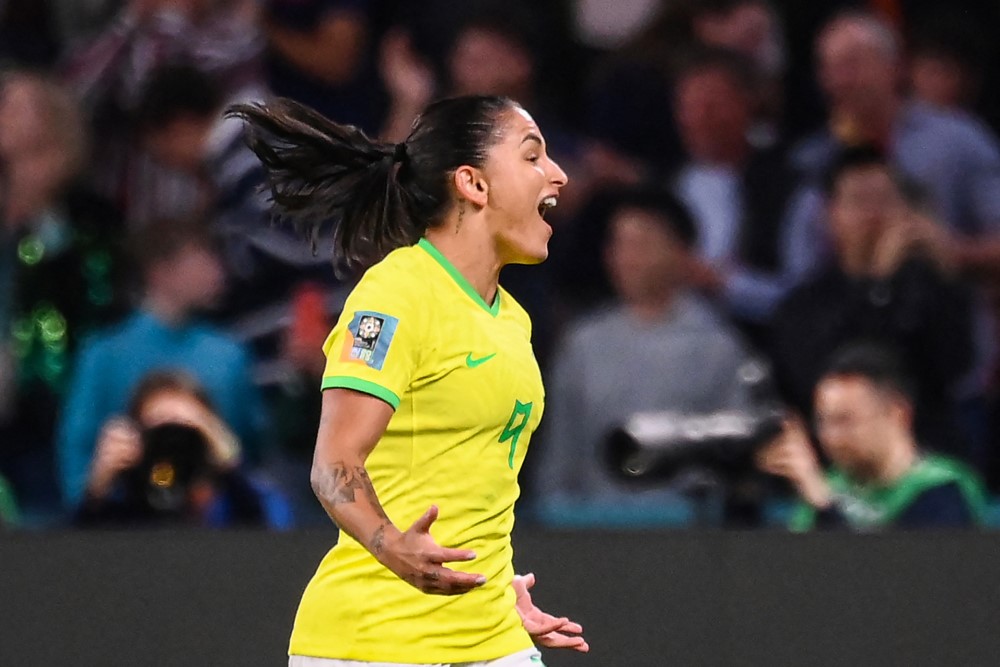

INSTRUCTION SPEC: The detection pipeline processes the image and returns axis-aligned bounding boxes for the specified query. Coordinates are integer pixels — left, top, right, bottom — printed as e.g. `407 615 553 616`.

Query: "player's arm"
311 388 486 595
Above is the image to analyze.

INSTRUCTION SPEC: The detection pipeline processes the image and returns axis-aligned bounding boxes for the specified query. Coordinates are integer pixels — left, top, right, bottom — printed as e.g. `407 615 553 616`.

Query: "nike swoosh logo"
465 352 497 368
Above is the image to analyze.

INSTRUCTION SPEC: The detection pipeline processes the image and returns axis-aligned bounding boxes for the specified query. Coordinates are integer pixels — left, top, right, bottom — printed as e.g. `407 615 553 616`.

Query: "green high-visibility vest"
790 454 986 531
0 474 19 528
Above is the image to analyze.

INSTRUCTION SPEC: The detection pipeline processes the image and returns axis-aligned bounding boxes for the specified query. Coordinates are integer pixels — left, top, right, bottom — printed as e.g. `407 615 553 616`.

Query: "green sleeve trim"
322 376 401 409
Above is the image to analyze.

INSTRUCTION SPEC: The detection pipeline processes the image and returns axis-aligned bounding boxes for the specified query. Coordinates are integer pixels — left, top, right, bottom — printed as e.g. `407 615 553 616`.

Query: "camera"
604 359 786 483
124 423 211 515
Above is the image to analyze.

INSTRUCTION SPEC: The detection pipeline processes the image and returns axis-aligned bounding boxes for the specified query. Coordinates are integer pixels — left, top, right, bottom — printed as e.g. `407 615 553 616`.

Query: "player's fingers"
521 572 536 590
527 614 568 636
409 505 439 534
538 632 590 652
422 567 486 595
556 619 584 634
428 546 477 563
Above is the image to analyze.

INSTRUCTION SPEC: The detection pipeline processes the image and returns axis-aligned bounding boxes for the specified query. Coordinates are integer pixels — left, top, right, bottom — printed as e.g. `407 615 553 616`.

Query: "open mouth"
537 196 558 219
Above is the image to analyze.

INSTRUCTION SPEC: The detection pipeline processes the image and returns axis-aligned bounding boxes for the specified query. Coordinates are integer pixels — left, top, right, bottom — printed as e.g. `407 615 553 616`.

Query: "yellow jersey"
289 238 544 663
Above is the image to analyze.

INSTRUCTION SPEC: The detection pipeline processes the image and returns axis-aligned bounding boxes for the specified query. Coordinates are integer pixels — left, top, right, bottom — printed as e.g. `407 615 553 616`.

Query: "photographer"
533 189 755 525
756 343 986 530
56 217 268 508
75 371 270 528
769 145 979 463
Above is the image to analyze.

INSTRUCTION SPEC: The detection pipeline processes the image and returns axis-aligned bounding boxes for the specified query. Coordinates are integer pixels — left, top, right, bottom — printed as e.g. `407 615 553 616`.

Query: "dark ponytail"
228 95 516 272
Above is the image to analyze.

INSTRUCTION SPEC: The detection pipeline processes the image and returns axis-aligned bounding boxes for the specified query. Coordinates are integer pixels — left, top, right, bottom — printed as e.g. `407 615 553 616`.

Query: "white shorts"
288 647 545 667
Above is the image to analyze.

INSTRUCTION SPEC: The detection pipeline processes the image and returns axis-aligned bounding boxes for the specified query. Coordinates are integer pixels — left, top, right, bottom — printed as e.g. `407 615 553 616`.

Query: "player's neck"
424 223 501 307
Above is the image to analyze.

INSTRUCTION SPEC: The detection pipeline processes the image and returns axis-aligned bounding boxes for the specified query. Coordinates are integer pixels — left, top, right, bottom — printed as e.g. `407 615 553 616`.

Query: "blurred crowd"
1 0 999 530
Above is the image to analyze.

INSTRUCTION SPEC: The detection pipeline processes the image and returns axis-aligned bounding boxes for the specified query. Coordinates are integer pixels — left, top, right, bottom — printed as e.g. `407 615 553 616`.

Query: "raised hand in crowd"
86 419 143 500
871 209 957 279
755 417 831 510
378 28 437 143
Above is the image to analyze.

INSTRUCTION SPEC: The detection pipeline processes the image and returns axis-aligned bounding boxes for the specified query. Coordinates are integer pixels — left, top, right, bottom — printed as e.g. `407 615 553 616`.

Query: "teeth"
541 196 557 209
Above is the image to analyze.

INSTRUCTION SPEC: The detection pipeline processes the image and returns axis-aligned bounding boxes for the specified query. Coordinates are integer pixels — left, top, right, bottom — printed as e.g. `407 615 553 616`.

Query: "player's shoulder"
358 243 428 287
349 243 433 304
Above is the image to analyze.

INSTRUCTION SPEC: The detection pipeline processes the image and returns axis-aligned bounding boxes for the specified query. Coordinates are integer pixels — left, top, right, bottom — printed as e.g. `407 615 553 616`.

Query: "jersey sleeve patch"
340 311 399 370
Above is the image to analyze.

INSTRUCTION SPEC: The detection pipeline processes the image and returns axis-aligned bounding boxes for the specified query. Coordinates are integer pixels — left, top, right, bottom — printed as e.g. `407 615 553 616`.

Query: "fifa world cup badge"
343 311 399 370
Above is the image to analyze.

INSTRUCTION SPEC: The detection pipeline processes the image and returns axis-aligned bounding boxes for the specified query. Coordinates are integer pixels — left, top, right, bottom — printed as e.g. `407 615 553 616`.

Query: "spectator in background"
584 0 786 176
757 343 986 530
794 11 1000 463
60 0 264 225
57 217 267 508
533 189 754 525
908 16 986 114
687 0 786 147
793 11 1000 280
133 63 339 385
381 2 577 166
0 70 128 520
263 0 384 134
75 370 281 528
769 147 976 463
669 48 822 342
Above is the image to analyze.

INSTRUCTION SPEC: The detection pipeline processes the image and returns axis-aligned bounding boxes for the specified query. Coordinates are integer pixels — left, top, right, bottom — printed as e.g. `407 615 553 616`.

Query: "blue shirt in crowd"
56 310 267 507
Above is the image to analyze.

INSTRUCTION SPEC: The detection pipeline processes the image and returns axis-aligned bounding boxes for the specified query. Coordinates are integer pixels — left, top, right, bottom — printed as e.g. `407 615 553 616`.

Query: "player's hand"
380 505 487 596
513 573 589 652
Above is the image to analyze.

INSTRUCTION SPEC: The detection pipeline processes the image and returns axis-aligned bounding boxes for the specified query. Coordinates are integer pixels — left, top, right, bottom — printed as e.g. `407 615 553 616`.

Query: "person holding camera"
756 343 986 530
535 188 756 526
57 217 268 509
769 145 980 465
75 370 271 528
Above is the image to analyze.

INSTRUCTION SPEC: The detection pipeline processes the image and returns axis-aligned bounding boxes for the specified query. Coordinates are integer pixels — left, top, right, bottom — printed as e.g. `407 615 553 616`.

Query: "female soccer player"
231 95 588 666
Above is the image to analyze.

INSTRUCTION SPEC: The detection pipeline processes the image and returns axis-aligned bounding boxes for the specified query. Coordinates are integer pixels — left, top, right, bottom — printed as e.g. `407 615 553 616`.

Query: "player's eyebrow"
521 133 543 147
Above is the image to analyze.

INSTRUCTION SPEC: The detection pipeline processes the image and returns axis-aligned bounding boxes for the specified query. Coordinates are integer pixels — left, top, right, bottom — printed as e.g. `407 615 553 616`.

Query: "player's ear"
453 166 488 208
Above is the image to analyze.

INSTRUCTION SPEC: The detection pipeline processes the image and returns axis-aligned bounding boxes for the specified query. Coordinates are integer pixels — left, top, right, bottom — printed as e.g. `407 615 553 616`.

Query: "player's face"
814 376 897 479
481 107 568 265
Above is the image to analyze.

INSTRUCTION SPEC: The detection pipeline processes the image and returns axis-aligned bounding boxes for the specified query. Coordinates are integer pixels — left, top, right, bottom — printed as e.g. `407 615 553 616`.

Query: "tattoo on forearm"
371 522 388 556
313 462 374 506
312 461 391 541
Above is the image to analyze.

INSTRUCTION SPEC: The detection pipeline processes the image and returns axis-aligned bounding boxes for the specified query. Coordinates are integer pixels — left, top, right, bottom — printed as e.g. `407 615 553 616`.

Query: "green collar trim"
417 237 500 317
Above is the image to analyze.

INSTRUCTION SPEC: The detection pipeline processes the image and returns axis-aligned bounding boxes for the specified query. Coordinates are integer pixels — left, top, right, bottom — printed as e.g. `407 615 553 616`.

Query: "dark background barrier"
2 530 999 667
